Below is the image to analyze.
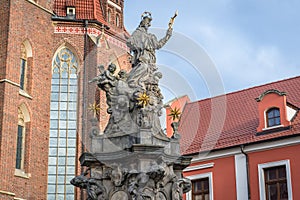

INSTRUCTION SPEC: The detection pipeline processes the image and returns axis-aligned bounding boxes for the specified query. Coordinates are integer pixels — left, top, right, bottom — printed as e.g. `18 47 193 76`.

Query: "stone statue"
109 164 127 187
171 178 192 200
90 64 117 114
90 11 174 136
76 11 193 200
71 169 108 200
126 12 172 90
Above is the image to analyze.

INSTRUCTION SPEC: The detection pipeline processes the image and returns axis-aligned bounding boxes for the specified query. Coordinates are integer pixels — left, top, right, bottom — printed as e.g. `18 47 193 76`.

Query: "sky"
123 0 300 103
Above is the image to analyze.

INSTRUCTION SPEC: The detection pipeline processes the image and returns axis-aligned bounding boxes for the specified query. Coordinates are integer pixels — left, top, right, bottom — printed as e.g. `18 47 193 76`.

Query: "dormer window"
266 108 280 127
67 7 76 18
256 89 297 134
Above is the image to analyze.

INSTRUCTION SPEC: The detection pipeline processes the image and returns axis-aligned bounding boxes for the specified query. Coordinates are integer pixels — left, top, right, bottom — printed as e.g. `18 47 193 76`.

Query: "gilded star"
137 92 150 108
168 107 181 121
88 102 101 117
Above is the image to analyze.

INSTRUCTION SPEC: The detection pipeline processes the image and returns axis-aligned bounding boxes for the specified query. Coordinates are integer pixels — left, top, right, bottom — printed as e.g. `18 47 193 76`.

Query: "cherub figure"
100 64 117 113
89 64 116 90
90 63 117 114
99 63 117 92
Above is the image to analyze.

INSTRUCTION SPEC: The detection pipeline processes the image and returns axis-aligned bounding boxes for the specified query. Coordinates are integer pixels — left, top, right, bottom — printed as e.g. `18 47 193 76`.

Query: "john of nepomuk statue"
91 11 173 136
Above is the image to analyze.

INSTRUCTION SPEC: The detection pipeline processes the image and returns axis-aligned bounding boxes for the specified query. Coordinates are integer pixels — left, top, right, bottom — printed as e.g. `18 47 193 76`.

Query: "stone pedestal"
72 130 192 200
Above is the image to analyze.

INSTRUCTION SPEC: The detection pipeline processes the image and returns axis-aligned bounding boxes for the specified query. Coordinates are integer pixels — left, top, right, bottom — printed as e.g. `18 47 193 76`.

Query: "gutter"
51 16 110 30
80 19 89 200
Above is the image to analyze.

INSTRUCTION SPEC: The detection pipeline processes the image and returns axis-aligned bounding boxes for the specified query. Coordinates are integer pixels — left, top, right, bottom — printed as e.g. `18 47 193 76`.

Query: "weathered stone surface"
76 144 191 200
72 11 191 200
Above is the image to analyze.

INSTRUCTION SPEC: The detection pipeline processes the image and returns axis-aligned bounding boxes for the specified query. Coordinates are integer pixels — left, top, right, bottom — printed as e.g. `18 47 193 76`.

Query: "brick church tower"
0 0 130 199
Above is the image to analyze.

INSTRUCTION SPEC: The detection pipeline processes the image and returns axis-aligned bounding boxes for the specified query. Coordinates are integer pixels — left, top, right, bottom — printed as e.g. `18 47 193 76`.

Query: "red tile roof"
179 76 300 155
65 0 76 7
54 0 107 25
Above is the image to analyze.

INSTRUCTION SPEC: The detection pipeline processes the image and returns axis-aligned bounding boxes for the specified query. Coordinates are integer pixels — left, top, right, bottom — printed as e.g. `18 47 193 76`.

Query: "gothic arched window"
107 9 111 23
47 46 78 200
20 43 27 90
16 105 30 170
116 14 120 27
20 40 33 93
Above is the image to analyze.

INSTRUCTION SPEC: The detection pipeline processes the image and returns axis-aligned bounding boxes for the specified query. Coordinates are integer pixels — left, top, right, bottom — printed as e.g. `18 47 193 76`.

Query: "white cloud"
256 46 281 70
192 23 299 92
124 1 300 99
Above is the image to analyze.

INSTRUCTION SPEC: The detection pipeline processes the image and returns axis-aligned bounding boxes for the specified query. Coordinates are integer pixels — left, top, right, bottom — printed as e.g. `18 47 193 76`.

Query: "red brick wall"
0 82 20 199
0 0 10 79
0 0 9 152
0 0 53 199
0 0 10 153
0 84 4 152
0 0 130 199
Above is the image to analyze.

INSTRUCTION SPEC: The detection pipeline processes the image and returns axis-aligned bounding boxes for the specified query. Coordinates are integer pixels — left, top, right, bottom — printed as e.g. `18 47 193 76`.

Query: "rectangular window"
16 125 24 169
258 160 293 200
264 166 288 200
67 7 76 16
186 172 213 200
192 177 210 200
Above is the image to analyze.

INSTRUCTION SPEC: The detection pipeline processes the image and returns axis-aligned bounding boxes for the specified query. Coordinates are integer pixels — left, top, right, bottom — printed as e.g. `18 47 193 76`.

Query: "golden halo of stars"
137 92 150 108
168 107 181 121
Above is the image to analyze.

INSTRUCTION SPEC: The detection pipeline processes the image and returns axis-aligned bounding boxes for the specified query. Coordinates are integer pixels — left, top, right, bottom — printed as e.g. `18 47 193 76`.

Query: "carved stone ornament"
72 11 192 200
89 11 174 136
255 89 287 102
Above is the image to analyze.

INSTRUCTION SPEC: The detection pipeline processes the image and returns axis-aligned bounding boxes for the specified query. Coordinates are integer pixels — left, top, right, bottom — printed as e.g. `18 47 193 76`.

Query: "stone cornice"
54 26 129 51
255 89 287 102
0 79 20 87
25 0 53 15
0 189 15 196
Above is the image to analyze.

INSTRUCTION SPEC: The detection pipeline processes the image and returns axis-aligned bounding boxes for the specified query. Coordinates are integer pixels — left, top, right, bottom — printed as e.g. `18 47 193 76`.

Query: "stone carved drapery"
72 12 191 200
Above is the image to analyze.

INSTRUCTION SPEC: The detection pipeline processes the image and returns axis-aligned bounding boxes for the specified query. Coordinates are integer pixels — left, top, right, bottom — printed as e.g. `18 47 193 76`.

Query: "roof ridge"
164 95 189 106
224 75 300 97
186 75 300 106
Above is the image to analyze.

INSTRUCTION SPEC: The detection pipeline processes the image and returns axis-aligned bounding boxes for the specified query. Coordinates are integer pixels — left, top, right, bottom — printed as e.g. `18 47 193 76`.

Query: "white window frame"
258 160 293 200
263 107 283 130
15 104 31 179
185 172 213 200
67 7 76 16
108 0 121 10
116 14 120 27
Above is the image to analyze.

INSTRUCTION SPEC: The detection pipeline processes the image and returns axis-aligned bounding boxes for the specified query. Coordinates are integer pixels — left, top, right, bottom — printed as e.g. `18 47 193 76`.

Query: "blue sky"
123 0 300 103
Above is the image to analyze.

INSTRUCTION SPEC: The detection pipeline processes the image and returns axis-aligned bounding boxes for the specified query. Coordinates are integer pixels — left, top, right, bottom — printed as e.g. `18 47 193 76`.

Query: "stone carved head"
139 12 152 29
108 63 116 73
